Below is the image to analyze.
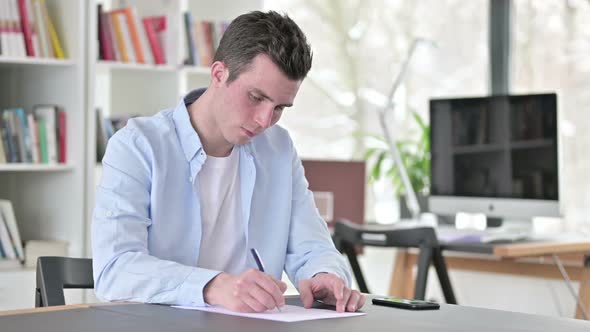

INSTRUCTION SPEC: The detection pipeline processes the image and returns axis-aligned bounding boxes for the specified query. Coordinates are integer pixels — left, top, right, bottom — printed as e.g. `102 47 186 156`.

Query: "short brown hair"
213 11 313 82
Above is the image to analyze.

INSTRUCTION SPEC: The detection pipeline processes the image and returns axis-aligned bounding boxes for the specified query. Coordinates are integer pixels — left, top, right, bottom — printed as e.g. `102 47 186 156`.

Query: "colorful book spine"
32 0 50 57
27 112 39 163
142 17 165 65
111 11 129 62
183 12 197 66
14 108 32 162
41 0 64 58
121 7 145 63
16 0 34 56
0 200 25 262
0 124 6 163
37 119 48 163
58 110 66 163
98 7 115 61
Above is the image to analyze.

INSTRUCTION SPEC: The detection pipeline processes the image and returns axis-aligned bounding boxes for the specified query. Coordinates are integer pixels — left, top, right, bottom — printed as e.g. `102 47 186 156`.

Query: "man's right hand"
203 268 288 312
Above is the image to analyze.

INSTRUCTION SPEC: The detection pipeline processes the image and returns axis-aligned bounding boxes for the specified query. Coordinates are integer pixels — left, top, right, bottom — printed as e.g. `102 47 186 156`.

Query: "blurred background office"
0 0 589 320
266 0 590 318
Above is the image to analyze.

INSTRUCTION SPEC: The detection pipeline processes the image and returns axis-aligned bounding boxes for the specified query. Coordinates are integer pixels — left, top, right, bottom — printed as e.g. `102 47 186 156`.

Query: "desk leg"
576 257 590 320
389 250 415 299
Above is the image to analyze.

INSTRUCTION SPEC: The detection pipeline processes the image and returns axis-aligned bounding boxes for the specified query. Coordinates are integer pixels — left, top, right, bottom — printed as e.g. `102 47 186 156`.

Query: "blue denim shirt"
92 89 352 307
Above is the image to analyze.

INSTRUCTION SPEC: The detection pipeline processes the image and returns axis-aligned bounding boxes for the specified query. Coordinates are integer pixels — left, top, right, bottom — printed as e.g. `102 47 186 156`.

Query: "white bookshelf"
0 0 263 311
0 0 87 310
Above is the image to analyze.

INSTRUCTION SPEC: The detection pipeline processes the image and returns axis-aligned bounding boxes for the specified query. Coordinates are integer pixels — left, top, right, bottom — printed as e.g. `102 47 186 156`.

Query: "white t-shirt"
196 147 248 275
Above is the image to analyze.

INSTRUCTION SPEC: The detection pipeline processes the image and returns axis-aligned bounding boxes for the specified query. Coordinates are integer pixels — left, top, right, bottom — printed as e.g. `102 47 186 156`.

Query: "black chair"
333 219 457 304
35 256 94 307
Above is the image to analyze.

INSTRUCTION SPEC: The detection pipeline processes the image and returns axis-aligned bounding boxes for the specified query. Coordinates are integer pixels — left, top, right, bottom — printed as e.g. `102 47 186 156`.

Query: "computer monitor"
428 93 560 225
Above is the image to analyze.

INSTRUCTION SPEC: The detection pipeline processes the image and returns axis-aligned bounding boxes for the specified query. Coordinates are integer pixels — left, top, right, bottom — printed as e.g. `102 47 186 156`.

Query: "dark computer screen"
430 93 558 200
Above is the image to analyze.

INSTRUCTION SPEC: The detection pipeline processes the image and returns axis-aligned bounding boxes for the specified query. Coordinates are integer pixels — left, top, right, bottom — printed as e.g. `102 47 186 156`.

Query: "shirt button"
105 211 114 217
189 176 193 182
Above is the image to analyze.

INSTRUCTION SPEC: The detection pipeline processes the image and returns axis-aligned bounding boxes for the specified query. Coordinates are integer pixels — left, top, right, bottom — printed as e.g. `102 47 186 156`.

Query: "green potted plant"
364 111 430 218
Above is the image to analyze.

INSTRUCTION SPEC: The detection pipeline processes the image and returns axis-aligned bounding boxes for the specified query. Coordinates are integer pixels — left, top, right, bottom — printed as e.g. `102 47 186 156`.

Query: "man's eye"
274 106 285 112
249 94 263 102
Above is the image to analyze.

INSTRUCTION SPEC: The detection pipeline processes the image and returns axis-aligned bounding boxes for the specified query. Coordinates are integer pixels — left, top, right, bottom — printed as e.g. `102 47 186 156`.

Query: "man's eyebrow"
252 88 293 107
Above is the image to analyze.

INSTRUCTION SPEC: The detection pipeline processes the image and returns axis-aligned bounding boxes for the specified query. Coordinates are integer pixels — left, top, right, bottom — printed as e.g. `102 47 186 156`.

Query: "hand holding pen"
250 248 284 312
203 249 287 313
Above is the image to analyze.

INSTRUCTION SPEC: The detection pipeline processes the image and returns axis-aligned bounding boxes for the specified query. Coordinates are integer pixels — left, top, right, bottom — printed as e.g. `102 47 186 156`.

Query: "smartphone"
372 297 440 310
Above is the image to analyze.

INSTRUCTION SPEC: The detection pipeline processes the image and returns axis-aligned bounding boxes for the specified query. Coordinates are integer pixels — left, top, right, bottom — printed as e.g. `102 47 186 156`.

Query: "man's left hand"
298 273 366 312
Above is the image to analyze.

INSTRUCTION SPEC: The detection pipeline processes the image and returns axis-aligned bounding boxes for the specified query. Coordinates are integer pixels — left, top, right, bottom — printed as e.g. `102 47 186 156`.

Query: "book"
0 200 25 262
27 112 39 163
4 110 24 162
96 108 107 162
37 118 48 163
131 7 152 64
17 0 35 56
57 109 66 163
183 12 197 66
105 11 120 61
25 0 40 56
7 0 27 57
1 111 18 162
110 11 130 62
120 7 145 63
0 125 6 163
14 108 33 162
97 4 109 60
114 10 136 63
142 16 166 65
0 211 17 259
41 0 65 58
33 105 58 163
32 0 51 57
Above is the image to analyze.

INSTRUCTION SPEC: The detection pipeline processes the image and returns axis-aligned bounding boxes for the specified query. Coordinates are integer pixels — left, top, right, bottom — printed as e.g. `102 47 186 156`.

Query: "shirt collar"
173 91 204 162
173 88 257 162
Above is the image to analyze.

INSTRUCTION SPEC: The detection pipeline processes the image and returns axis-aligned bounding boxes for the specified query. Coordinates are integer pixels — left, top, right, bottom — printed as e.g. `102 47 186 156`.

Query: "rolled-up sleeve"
283 140 352 288
92 127 219 306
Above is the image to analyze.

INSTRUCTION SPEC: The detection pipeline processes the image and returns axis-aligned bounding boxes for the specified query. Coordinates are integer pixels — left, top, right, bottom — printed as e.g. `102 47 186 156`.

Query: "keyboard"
436 227 530 244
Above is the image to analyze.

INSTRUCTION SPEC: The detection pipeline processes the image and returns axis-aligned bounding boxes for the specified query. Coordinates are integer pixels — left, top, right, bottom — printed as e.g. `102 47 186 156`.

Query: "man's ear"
210 61 228 87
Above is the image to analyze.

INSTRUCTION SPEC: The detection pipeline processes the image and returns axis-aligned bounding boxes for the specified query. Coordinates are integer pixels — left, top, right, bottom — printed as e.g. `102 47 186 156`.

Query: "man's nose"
253 106 274 129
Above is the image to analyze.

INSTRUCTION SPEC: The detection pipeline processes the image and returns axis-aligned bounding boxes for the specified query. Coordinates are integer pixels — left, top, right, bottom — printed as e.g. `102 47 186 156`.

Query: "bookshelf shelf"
0 265 33 273
96 61 179 73
182 66 211 75
0 164 75 172
95 62 211 75
0 57 76 67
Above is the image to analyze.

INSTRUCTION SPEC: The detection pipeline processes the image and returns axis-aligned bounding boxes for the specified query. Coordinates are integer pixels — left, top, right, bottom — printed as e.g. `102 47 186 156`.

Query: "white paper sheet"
172 304 366 322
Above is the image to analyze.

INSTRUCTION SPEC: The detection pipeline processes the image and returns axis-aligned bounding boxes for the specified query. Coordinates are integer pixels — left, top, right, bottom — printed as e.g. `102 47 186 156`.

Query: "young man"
92 11 365 313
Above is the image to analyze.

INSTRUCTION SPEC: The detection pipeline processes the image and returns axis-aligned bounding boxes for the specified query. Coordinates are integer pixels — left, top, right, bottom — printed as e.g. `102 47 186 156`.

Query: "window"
265 0 489 159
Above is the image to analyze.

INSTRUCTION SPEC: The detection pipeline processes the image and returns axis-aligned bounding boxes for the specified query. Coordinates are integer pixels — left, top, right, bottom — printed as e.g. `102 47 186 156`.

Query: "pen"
250 248 282 312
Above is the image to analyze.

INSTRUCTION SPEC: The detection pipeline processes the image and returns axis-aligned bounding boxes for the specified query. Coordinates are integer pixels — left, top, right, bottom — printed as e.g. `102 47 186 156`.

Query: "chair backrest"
35 256 94 307
302 160 366 226
333 219 440 248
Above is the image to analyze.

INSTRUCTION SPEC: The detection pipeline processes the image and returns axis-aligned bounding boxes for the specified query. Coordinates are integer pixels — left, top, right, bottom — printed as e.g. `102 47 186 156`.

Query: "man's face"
213 54 302 145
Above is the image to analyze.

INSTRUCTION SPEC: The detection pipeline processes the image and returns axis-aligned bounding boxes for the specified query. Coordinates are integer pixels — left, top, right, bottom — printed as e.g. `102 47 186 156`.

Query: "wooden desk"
389 239 590 320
